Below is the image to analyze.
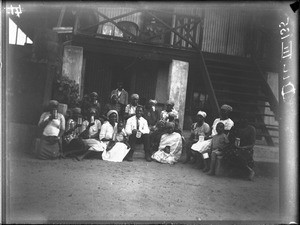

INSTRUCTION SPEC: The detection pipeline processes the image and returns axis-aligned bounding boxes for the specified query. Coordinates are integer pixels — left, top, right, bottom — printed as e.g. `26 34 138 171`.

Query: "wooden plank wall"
202 9 250 57
94 7 251 57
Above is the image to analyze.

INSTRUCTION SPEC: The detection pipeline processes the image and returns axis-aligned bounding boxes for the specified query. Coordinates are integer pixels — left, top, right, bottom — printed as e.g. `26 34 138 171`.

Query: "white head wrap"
197 111 207 118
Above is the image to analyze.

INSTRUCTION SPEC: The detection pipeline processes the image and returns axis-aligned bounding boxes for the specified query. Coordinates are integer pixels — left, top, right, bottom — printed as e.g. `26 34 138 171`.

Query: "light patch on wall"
16 28 26 45
9 18 17 44
9 18 33 45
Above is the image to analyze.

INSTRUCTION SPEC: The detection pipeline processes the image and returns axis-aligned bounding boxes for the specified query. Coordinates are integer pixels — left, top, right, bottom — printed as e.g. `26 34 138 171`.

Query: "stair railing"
250 26 279 120
252 57 279 120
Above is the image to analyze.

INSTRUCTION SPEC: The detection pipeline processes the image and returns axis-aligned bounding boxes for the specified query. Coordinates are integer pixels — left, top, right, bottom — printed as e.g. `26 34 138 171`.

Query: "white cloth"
191 139 212 153
191 118 233 153
102 142 130 162
125 104 136 116
99 121 118 152
82 139 102 152
151 132 182 164
160 109 179 121
39 112 65 136
99 121 117 141
80 119 102 152
82 119 101 137
211 118 234 136
125 116 150 136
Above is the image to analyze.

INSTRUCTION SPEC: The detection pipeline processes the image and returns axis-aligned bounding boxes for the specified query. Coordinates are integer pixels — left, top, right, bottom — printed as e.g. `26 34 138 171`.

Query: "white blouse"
99 121 117 141
38 112 65 137
82 119 102 137
211 118 234 136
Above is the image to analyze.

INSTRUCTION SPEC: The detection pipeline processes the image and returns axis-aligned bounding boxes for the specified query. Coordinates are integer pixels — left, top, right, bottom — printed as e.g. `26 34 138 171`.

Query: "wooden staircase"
202 52 279 146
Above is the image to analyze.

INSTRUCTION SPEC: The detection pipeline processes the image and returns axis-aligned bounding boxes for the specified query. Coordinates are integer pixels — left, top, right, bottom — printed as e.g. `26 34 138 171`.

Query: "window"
9 18 33 45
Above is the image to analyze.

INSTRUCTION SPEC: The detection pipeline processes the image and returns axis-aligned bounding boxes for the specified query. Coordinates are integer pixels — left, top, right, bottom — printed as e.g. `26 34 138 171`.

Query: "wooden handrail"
252 57 279 120
198 53 220 118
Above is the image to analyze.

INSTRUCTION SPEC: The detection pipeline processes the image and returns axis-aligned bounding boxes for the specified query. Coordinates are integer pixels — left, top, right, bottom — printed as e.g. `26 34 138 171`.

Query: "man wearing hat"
184 111 211 164
124 93 140 120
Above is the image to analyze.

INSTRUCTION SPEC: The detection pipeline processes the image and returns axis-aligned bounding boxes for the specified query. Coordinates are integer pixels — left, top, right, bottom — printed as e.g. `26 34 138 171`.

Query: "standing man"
111 81 128 118
125 105 152 162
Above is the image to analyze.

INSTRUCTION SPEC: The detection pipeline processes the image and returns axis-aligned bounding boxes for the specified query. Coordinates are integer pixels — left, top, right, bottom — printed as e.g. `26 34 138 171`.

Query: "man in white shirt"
125 105 151 162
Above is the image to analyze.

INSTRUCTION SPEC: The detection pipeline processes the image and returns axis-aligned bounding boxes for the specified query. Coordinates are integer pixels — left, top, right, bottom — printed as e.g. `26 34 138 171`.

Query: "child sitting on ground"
106 121 130 151
202 122 229 173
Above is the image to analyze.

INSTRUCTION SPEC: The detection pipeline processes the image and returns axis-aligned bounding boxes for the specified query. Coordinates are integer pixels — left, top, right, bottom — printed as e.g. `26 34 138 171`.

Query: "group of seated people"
36 89 256 180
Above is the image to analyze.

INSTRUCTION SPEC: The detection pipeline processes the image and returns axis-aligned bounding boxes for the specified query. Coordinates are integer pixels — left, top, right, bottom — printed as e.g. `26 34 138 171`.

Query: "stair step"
212 80 260 89
205 61 254 71
256 134 279 138
211 73 259 81
218 100 272 108
233 111 276 117
265 127 279 131
202 52 252 66
251 123 279 128
215 90 268 100
207 65 256 73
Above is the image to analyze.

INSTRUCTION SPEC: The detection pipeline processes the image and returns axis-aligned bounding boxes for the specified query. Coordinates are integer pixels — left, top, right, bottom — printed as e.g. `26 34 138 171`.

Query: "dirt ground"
5 148 280 223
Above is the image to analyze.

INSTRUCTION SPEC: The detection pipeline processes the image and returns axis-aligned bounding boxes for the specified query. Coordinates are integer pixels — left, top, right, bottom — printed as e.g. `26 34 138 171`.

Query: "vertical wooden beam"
57 7 66 27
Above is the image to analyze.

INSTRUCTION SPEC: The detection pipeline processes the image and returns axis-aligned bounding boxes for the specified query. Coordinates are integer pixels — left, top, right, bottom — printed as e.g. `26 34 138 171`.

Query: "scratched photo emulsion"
2 1 298 224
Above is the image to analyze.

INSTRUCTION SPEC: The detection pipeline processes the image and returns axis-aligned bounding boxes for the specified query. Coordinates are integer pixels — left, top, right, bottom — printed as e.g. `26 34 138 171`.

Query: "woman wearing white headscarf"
184 111 210 163
189 104 234 167
101 110 131 162
151 122 182 165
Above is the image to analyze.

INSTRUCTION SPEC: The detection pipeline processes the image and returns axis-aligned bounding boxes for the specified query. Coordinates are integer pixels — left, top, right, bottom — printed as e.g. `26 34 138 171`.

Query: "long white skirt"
82 139 103 152
102 142 130 162
191 139 212 153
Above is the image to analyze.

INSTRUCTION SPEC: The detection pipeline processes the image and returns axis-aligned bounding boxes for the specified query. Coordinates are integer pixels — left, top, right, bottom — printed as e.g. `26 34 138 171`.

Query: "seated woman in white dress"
151 122 182 165
100 110 131 162
75 107 102 161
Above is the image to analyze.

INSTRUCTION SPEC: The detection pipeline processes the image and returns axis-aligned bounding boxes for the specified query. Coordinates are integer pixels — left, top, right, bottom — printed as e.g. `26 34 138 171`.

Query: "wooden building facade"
7 3 282 146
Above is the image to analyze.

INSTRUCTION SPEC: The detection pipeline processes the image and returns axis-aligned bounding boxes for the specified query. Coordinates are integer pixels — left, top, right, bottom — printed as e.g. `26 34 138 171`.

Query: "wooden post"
168 60 189 130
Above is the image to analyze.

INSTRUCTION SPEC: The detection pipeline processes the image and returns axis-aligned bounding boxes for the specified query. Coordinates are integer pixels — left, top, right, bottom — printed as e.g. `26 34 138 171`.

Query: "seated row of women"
37 99 182 164
37 100 256 180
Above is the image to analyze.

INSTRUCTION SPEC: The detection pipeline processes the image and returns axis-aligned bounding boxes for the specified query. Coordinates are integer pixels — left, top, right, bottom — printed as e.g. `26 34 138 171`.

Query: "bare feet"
248 169 255 181
75 156 84 161
206 170 215 176
202 167 209 173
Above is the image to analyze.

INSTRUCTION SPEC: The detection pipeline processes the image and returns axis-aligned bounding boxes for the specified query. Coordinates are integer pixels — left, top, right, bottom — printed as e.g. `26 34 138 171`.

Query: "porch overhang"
71 34 199 62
